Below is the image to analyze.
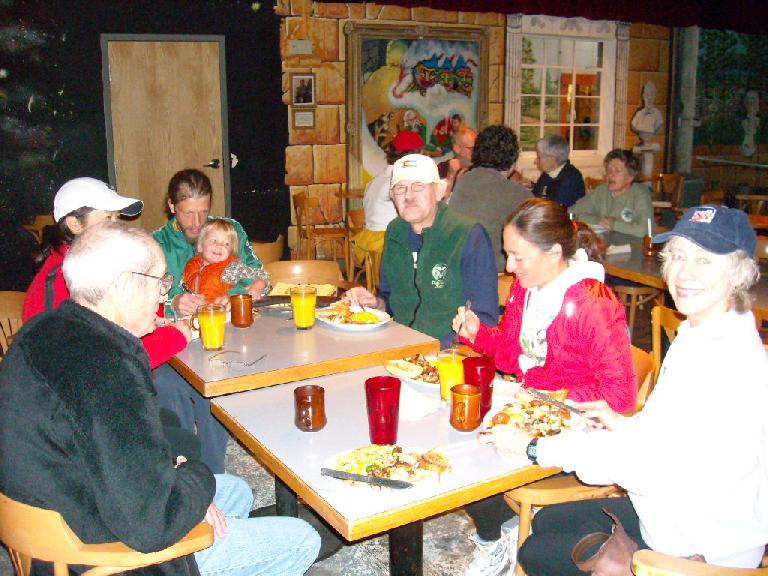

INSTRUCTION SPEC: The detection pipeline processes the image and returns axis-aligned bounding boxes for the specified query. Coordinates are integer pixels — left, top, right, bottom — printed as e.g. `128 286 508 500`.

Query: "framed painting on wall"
345 22 489 195
291 72 316 106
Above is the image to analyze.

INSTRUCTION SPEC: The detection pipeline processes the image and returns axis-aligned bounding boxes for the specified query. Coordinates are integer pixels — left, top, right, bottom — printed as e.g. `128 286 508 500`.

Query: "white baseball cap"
53 178 144 222
390 154 441 188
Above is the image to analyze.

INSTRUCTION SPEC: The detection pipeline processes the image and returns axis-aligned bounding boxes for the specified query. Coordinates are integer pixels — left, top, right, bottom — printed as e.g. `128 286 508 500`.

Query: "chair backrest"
756 236 768 262
626 345 656 415
498 273 514 307
584 177 603 193
0 492 213 576
347 208 365 231
0 291 25 357
250 235 284 265
651 305 685 383
22 215 55 244
652 173 685 207
293 191 326 227
265 259 343 285
632 549 768 575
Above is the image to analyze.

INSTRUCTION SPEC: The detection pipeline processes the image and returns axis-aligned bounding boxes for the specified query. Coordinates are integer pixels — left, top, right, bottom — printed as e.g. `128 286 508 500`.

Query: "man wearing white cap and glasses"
345 153 498 347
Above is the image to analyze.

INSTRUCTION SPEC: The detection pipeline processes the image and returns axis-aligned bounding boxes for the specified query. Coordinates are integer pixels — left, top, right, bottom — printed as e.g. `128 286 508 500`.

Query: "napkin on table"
398 384 444 422
606 244 631 256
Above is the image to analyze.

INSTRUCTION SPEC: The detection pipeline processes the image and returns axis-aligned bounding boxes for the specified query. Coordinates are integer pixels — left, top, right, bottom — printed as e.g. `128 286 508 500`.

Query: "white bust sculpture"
741 90 760 157
631 82 664 147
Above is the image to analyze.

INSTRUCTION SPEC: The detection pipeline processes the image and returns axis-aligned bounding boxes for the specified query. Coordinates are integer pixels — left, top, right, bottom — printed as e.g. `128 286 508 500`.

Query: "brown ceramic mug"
294 385 327 432
450 384 482 432
230 294 253 328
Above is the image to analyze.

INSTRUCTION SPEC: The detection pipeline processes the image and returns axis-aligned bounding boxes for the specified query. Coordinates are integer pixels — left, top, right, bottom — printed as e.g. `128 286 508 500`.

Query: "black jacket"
532 160 586 207
0 300 215 576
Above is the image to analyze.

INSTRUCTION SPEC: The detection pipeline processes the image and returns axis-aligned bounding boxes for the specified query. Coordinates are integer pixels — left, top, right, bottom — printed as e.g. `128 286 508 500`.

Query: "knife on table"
320 468 413 489
523 387 582 416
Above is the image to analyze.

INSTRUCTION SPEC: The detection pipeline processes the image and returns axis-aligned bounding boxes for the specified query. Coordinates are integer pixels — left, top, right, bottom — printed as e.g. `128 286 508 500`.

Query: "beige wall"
277 1 672 252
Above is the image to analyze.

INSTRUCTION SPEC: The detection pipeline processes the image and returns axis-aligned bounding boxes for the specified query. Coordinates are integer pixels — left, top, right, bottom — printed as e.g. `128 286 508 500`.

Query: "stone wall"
277 1 672 253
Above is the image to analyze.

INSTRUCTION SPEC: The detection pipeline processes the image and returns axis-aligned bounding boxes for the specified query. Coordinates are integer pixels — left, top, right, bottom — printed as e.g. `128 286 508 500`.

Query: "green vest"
383 203 473 341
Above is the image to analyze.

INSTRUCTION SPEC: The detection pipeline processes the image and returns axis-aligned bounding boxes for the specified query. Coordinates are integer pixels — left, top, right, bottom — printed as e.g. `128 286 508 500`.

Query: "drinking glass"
463 355 495 418
230 294 253 328
192 304 226 351
290 285 317 329
365 376 401 445
437 351 465 401
294 385 327 432
450 384 482 432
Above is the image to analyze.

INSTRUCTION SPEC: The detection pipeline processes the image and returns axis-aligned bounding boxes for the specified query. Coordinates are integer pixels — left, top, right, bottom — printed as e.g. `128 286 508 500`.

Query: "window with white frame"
505 15 629 174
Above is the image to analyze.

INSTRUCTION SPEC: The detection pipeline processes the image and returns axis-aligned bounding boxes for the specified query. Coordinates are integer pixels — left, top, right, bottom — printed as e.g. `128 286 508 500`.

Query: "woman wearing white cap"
23 177 190 369
487 205 768 574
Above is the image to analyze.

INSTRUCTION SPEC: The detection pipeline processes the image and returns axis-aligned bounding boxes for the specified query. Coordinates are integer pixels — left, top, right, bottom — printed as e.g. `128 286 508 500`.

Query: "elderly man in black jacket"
0 221 319 576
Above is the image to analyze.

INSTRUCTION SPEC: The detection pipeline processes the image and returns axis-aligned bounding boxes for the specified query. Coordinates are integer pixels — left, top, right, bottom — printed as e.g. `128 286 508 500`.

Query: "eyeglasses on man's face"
391 182 430 197
131 272 174 296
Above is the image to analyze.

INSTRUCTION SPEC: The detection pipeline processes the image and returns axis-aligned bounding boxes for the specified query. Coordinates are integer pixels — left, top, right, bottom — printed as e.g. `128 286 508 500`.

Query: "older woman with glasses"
569 148 653 238
489 205 768 574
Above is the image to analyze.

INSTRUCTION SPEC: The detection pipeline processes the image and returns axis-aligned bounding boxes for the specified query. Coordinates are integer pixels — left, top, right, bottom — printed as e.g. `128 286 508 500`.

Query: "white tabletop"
212 365 557 540
171 312 439 397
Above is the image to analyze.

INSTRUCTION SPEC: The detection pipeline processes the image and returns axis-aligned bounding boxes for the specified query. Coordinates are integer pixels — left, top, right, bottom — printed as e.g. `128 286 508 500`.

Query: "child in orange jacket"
182 219 267 303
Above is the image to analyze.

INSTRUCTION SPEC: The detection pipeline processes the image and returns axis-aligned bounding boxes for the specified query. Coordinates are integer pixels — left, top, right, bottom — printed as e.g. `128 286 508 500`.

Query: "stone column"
669 26 699 174
613 22 630 149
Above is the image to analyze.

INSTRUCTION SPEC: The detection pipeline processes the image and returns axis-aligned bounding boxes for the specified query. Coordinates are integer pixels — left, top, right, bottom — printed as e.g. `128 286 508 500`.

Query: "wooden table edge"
212 403 558 541
173 340 440 397
604 262 666 290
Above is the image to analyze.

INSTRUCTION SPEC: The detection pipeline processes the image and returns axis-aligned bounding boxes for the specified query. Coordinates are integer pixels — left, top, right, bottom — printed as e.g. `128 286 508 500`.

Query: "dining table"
212 365 559 576
604 234 768 315
169 309 440 397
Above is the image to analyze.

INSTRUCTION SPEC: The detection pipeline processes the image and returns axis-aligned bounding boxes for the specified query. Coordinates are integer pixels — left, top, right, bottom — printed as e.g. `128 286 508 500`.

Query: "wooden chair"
265 259 343 287
756 236 768 261
651 305 685 384
615 285 662 340
250 235 284 265
0 291 25 360
347 208 376 293
498 273 515 308
650 173 685 208
584 177 604 194
505 345 656 575
22 215 55 244
293 191 351 280
632 549 768 575
0 491 213 576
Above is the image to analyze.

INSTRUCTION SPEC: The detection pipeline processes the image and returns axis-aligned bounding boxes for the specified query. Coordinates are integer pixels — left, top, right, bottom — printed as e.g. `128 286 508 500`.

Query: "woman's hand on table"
452 306 480 341
576 400 624 432
169 320 193 343
343 287 385 311
247 279 267 300
175 292 206 316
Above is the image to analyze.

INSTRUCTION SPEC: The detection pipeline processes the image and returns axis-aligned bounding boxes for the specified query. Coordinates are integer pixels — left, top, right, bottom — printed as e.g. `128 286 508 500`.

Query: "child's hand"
248 279 267 300
212 296 230 310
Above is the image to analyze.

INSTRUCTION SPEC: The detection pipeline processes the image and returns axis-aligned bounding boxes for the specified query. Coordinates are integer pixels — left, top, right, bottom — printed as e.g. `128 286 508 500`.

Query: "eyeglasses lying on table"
207 350 267 368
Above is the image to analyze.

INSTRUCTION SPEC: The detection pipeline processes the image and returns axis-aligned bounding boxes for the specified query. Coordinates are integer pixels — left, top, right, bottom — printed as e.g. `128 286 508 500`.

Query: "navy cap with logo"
653 205 756 256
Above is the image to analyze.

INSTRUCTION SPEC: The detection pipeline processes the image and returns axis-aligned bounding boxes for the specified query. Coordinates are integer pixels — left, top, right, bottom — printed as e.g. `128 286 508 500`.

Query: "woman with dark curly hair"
570 148 653 238
450 125 531 271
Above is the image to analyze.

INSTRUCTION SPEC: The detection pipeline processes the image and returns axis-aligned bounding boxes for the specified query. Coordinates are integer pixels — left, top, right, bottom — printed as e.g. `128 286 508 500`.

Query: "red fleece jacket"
467 278 637 413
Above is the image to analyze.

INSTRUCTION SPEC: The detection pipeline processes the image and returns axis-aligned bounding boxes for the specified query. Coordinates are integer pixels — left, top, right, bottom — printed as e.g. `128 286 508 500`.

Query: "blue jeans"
153 363 230 473
195 475 320 576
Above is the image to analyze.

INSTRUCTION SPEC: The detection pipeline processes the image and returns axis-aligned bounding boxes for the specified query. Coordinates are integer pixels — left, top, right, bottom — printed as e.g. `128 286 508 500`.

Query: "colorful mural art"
359 36 482 183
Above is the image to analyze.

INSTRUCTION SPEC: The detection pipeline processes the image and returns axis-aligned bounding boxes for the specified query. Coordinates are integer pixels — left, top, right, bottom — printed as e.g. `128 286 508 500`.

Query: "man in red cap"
351 128 425 278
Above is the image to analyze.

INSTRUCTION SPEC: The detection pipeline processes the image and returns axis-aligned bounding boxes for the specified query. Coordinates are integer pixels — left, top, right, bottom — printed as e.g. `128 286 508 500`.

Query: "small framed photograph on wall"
291 73 316 107
292 107 316 130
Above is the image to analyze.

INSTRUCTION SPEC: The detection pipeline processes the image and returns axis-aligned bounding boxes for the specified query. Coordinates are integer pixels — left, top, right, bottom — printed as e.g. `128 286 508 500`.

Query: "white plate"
387 354 441 393
315 306 391 332
321 445 438 490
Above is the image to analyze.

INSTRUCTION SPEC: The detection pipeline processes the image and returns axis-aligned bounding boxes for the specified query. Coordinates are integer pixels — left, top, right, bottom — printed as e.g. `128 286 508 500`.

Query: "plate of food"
384 354 441 390
479 388 579 440
323 444 451 489
315 302 391 331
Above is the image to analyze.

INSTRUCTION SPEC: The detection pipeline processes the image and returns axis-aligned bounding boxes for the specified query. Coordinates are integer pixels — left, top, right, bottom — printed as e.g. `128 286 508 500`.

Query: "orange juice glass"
193 304 226 351
290 285 317 329
437 352 465 401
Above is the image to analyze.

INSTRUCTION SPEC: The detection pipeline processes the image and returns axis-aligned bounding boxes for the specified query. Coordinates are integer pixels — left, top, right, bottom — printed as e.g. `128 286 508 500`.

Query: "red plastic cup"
364 376 401 445
463 356 495 419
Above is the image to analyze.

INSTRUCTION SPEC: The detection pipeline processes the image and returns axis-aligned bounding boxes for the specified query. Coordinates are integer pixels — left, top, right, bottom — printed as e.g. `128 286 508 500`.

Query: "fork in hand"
453 299 472 347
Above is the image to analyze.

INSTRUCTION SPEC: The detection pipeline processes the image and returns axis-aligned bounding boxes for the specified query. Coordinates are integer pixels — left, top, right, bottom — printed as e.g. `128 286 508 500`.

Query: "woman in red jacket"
452 198 636 576
23 177 190 368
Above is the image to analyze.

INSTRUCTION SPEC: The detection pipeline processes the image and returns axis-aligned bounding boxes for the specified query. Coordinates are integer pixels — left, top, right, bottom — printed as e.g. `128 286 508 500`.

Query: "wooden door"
102 35 229 233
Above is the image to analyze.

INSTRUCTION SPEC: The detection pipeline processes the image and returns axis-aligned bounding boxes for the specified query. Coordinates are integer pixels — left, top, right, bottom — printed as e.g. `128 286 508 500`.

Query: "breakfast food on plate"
333 444 451 484
325 302 381 325
481 389 575 438
384 354 439 383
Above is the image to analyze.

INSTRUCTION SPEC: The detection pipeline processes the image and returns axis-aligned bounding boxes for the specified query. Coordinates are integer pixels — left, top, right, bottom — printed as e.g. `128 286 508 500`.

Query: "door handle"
204 159 221 169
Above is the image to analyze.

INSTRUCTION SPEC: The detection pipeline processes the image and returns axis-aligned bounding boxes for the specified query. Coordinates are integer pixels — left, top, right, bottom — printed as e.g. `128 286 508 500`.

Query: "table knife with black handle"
320 468 413 489
523 387 582 416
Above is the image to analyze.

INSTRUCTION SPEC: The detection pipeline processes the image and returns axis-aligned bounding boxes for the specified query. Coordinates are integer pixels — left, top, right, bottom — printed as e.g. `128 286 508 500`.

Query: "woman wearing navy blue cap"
488 205 768 574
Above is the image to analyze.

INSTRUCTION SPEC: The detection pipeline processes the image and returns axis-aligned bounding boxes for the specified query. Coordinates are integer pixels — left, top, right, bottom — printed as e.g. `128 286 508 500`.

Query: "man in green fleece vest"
346 154 498 347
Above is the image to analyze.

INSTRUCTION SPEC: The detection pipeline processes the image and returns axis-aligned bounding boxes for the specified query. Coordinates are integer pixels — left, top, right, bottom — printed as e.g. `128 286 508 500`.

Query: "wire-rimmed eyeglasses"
131 272 174 296
391 182 429 197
